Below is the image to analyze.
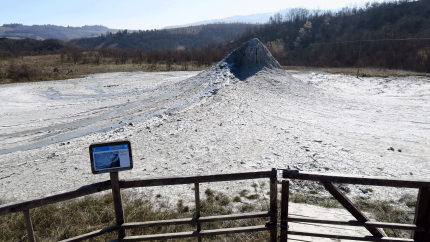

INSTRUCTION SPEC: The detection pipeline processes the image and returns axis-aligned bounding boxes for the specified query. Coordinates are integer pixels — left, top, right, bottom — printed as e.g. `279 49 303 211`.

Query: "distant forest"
0 38 70 57
0 0 429 73
68 23 259 50
224 0 430 72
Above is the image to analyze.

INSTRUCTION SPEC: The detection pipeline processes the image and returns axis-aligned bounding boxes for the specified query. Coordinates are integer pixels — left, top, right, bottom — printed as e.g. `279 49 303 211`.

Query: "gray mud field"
1 39 430 209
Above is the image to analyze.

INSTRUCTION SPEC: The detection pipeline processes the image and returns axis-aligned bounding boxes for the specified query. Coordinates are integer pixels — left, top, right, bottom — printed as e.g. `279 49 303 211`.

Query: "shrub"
205 188 214 197
219 197 230 206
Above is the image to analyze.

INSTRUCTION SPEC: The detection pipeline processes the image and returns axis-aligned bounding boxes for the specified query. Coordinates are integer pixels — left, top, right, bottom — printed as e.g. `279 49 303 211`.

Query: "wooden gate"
280 170 430 242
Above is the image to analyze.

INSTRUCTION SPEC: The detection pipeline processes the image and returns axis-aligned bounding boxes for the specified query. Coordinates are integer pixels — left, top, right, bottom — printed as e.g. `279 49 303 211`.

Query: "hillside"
222 0 430 73
0 24 119 40
0 38 71 56
162 7 293 29
68 23 258 50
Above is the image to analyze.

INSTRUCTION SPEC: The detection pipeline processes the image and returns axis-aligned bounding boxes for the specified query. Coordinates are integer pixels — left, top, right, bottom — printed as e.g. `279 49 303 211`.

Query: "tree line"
1 0 430 73
68 23 258 50
63 44 228 70
222 0 430 72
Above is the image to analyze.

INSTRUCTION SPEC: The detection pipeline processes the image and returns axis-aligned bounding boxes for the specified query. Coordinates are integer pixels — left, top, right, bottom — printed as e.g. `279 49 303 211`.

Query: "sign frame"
89 140 133 174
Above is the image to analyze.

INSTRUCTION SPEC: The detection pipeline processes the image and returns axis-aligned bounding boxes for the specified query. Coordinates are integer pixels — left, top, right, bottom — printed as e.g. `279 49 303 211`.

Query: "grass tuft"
205 188 215 197
246 194 259 200
239 189 249 197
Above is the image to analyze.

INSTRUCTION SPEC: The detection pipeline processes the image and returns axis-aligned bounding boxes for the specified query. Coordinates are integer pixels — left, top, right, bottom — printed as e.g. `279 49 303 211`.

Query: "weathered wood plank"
122 211 275 229
0 171 275 217
120 170 276 189
287 230 416 242
412 187 430 241
111 172 126 238
269 170 278 242
23 209 35 242
322 182 386 237
194 182 202 242
286 215 426 231
59 225 120 242
0 180 111 216
122 224 275 241
283 170 430 188
280 180 289 242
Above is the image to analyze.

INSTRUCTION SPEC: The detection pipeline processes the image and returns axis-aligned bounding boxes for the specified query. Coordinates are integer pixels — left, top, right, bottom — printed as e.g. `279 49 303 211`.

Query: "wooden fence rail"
0 169 278 242
3 168 430 241
0 180 112 216
283 170 430 188
282 170 430 242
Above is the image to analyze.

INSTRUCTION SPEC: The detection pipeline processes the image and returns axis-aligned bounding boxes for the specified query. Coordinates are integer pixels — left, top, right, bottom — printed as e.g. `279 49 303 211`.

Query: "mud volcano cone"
223 38 283 80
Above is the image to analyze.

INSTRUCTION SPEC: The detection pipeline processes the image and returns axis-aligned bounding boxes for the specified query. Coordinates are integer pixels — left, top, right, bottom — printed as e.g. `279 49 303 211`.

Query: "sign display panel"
89 141 133 174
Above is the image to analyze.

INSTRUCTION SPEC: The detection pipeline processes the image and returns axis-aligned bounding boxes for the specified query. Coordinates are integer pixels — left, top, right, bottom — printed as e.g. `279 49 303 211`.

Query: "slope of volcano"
0 39 429 206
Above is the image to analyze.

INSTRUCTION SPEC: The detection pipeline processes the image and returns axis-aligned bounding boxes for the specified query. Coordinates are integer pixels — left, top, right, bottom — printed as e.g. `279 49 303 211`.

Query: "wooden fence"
281 170 430 242
2 168 430 241
0 169 278 242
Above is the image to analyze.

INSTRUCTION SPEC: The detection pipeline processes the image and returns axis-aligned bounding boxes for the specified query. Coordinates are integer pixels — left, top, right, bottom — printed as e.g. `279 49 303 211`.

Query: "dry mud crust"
1 39 429 206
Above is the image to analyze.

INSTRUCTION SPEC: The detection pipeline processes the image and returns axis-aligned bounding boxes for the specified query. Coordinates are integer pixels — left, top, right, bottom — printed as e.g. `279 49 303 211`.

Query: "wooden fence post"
110 172 126 238
412 187 430 241
269 168 278 242
195 183 202 242
23 209 35 242
280 180 289 242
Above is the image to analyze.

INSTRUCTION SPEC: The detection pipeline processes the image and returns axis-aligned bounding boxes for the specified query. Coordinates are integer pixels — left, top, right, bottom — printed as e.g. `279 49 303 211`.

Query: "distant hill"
69 23 259 50
0 24 120 40
162 8 292 29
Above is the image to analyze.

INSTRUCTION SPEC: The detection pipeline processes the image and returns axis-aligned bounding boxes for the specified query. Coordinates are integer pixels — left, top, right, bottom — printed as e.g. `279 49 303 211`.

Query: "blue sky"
1 0 370 30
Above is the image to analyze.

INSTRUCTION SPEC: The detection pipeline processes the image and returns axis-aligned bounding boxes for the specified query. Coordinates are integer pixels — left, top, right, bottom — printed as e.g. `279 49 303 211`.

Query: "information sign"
89 140 133 174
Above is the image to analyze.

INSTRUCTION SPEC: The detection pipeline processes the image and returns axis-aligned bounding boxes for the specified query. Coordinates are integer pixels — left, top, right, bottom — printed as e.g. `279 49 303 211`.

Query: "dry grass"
0 54 210 85
2 55 427 85
0 191 272 242
355 199 414 238
283 66 430 77
0 184 417 241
